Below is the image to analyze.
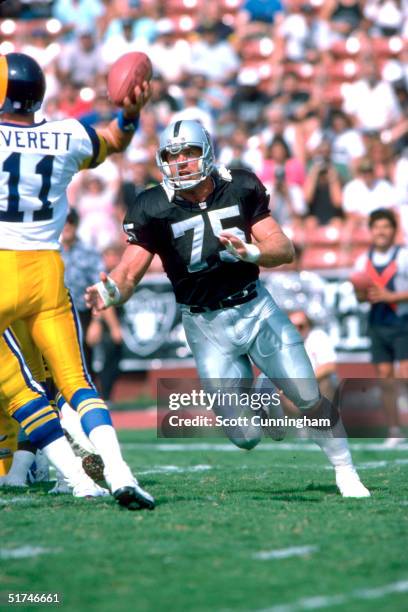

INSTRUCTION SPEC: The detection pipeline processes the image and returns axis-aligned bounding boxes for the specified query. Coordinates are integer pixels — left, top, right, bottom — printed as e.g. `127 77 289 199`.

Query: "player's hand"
367 286 394 304
218 231 260 264
122 80 152 119
85 272 121 313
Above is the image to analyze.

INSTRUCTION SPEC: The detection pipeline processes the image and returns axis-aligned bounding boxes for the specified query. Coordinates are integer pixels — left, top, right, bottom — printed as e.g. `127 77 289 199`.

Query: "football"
350 271 373 293
107 51 153 106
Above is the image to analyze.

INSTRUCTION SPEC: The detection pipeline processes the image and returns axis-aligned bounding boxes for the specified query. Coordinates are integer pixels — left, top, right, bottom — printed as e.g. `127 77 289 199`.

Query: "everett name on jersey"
123 167 270 306
0 118 105 250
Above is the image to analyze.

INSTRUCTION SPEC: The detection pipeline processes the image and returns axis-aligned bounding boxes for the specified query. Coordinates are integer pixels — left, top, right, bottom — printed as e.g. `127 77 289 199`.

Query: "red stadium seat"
350 225 371 246
301 247 350 270
163 0 203 16
326 60 360 82
240 37 275 61
371 36 405 58
305 225 343 247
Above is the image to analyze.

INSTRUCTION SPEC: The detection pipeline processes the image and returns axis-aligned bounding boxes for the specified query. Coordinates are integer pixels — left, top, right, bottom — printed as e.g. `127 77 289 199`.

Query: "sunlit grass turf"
1 430 408 612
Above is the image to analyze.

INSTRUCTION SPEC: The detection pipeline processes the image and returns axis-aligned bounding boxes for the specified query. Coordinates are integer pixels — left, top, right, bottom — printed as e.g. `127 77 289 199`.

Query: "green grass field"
1 430 408 612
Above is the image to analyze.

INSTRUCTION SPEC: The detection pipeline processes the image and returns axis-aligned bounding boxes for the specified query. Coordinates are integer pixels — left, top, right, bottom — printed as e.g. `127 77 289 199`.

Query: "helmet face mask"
156 120 214 191
0 53 45 115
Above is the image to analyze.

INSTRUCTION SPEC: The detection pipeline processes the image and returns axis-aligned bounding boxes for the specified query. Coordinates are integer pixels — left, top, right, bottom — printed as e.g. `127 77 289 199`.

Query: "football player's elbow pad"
225 241 260 264
95 277 121 307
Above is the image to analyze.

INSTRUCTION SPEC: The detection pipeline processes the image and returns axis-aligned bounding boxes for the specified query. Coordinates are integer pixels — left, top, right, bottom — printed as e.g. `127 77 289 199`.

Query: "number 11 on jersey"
0 152 54 222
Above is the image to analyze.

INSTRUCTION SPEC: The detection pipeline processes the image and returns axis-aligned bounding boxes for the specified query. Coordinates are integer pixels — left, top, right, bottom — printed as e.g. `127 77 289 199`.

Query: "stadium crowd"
1 0 407 273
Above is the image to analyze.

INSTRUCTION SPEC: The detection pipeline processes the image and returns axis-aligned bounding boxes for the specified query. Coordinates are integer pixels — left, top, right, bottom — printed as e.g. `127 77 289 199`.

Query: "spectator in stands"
266 165 306 227
289 310 338 401
57 80 93 119
243 0 283 24
75 174 121 251
352 208 408 447
273 71 311 121
171 86 215 135
261 104 297 153
52 0 104 40
190 21 239 83
148 74 180 128
277 2 330 61
149 20 192 84
119 150 158 210
86 243 124 401
321 0 365 39
230 70 271 133
259 135 305 188
58 28 104 88
329 109 366 168
60 209 104 375
343 157 399 220
343 58 402 132
304 140 344 225
365 0 405 36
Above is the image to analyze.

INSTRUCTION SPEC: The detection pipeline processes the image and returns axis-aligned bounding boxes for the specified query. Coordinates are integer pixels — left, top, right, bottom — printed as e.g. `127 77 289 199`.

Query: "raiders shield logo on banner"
121 288 178 357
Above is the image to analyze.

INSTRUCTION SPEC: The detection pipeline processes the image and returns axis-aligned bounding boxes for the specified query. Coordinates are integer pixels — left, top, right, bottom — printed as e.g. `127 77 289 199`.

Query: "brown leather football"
107 52 152 106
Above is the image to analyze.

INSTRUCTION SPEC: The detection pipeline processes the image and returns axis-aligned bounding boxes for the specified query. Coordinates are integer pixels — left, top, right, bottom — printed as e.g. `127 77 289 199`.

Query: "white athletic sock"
60 401 96 454
5 450 35 481
42 437 87 486
309 417 354 469
88 425 125 471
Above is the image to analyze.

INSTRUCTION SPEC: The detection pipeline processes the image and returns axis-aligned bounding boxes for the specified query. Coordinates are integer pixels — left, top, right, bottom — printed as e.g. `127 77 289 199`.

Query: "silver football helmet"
156 119 215 190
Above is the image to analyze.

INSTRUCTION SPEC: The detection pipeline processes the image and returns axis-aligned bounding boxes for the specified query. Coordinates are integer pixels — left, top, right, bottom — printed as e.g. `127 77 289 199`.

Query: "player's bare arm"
368 286 408 304
96 81 152 155
85 244 153 312
219 216 294 268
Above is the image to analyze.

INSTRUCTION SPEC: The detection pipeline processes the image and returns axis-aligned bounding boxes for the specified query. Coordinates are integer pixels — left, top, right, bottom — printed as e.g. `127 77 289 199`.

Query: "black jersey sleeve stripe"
78 121 100 167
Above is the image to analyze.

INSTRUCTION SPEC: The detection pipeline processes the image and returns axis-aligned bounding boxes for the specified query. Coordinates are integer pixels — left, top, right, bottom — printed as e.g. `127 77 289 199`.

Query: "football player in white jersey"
0 52 154 510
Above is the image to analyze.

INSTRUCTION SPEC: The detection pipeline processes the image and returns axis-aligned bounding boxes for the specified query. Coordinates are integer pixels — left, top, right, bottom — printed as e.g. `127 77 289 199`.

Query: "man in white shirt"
289 310 338 401
343 158 399 220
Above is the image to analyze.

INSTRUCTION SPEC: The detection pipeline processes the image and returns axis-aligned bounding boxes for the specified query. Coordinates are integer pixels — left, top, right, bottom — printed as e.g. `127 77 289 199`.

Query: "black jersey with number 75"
123 167 270 307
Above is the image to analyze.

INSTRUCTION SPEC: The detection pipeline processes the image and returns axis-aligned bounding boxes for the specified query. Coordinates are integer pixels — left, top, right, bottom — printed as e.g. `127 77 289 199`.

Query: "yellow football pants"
0 408 18 475
0 250 93 416
0 319 47 474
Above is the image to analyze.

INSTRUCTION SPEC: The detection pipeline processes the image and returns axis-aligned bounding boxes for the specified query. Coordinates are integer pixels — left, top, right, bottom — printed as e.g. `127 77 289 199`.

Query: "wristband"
117 110 139 133
95 276 121 307
225 240 260 264
244 243 261 264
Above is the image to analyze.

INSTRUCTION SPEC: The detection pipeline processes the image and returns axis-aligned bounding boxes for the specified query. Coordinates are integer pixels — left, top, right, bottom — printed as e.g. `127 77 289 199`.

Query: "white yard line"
0 496 40 506
253 546 319 561
122 441 408 452
0 546 60 560
138 464 212 475
257 579 408 612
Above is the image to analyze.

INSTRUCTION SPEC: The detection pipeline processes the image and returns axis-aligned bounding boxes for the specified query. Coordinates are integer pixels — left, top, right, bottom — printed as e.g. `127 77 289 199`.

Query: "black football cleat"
113 484 155 510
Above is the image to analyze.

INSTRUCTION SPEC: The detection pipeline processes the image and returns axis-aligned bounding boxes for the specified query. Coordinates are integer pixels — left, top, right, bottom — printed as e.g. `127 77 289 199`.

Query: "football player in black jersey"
86 119 370 498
